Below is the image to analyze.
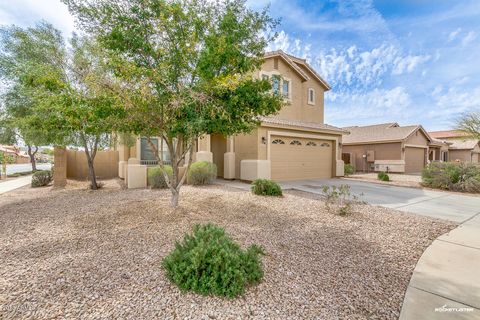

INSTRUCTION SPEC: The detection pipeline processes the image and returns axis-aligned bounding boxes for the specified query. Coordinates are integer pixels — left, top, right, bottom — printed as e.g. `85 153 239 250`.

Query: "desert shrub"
187 161 217 185
162 224 264 298
321 184 362 215
31 170 52 187
344 164 355 176
147 165 173 189
251 179 283 196
377 171 390 181
422 162 480 192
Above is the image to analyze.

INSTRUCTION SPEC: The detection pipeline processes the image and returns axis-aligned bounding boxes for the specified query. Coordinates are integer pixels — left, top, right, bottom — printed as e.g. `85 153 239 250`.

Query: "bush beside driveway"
0 180 455 319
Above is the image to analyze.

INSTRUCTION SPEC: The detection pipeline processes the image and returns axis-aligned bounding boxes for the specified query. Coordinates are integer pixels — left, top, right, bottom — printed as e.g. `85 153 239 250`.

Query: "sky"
1 0 479 131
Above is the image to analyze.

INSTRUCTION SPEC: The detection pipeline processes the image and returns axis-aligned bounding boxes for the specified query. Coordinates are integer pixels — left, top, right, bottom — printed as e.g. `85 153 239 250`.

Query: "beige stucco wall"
449 150 472 162
67 150 119 179
233 130 259 179
342 142 402 172
257 57 325 124
405 129 429 146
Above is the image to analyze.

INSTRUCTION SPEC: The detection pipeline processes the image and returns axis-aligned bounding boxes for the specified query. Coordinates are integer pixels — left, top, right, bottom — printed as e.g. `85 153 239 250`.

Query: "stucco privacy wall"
53 147 67 187
233 130 259 179
66 150 119 179
257 58 325 124
342 142 402 172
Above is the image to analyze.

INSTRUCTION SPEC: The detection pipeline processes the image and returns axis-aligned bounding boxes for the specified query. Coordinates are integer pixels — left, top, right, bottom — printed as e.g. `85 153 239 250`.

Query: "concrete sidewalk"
400 213 480 319
0 175 32 195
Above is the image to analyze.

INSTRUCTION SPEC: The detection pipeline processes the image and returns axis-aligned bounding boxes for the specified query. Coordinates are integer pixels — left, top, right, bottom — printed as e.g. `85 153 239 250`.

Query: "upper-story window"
272 75 281 95
282 80 290 98
308 88 315 105
260 72 291 99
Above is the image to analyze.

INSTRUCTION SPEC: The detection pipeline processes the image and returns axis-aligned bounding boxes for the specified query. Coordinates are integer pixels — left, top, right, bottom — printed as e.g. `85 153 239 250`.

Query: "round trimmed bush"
162 224 264 298
187 161 217 185
147 166 173 189
344 164 355 176
251 179 283 196
31 170 52 187
377 171 390 182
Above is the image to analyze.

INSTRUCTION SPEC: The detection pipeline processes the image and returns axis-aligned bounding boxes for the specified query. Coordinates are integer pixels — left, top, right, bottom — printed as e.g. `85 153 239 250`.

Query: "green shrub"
344 164 355 176
31 170 52 187
187 161 217 185
162 224 264 298
422 162 480 192
377 171 390 181
251 179 283 196
147 166 173 189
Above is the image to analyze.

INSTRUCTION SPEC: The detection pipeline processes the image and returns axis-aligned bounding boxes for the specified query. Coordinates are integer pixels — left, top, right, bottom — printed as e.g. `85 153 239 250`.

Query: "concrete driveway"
282 179 480 223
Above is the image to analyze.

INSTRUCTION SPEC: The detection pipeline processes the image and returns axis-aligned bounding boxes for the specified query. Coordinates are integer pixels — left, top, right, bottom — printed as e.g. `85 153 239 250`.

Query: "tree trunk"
27 145 37 171
81 134 99 190
171 189 179 207
86 156 98 190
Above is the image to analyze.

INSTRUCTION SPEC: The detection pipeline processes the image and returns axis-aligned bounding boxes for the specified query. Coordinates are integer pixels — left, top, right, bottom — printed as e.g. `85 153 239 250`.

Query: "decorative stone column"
53 147 67 187
224 136 235 179
195 134 213 162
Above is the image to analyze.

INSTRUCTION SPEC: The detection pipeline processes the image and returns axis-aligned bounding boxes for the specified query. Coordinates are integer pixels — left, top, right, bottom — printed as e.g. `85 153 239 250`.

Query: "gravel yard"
0 180 455 319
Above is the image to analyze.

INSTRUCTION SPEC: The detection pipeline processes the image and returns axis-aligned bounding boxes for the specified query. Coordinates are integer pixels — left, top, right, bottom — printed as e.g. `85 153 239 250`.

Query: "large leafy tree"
457 111 480 139
30 32 124 189
64 0 284 206
0 24 65 171
1 23 123 189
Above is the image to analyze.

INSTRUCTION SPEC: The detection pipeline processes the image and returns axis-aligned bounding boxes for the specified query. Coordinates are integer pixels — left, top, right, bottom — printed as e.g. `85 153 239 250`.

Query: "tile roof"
448 139 480 150
342 123 424 144
260 117 347 134
429 130 469 139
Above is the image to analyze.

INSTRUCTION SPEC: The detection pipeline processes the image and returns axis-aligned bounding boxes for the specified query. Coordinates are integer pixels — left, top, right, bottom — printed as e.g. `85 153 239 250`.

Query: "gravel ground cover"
0 180 455 319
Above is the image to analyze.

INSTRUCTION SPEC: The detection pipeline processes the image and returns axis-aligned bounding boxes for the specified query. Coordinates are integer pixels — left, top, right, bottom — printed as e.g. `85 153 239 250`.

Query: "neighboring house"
0 145 30 164
341 123 444 174
429 130 480 163
116 50 347 187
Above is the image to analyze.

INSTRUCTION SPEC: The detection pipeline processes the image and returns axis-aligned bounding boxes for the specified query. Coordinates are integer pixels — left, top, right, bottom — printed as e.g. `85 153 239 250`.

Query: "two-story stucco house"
117 50 346 187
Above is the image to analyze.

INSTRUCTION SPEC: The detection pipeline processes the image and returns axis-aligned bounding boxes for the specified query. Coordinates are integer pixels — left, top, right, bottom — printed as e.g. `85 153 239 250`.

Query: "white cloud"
432 86 480 115
267 42 432 93
461 31 477 46
392 54 431 75
448 28 462 41
326 87 411 124
0 0 75 37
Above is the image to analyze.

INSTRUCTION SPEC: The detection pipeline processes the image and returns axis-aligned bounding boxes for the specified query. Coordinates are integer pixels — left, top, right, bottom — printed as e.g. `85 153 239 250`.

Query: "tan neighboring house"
341 123 447 174
429 130 480 163
0 145 30 164
116 50 347 188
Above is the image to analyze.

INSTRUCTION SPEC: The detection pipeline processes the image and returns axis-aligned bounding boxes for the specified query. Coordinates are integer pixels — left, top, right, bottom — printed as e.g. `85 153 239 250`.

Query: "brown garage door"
271 136 333 180
405 147 426 173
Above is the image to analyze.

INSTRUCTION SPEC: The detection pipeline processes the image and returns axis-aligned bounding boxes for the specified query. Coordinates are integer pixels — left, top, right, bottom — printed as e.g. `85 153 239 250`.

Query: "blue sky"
1 0 479 130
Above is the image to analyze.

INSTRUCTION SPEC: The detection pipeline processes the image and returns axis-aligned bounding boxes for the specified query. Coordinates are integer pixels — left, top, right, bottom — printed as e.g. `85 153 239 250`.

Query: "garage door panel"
271 136 333 181
405 147 425 173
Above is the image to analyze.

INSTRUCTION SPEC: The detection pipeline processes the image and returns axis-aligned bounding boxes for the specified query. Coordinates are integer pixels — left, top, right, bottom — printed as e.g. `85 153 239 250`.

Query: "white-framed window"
259 71 291 99
272 75 281 95
282 80 290 98
140 137 170 164
308 88 315 105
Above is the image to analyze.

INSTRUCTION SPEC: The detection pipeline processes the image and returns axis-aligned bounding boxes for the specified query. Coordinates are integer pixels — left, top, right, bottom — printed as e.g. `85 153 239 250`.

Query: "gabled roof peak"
264 50 331 90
